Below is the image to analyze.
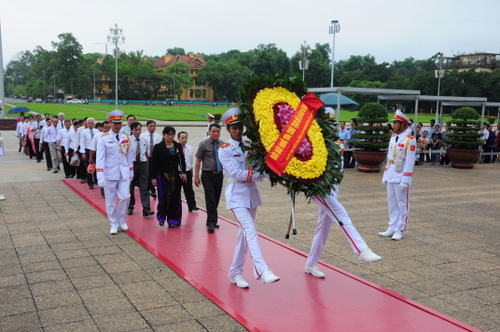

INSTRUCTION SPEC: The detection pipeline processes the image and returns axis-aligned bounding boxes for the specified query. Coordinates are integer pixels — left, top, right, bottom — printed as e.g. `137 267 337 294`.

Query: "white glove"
98 179 106 188
381 179 387 185
399 183 409 190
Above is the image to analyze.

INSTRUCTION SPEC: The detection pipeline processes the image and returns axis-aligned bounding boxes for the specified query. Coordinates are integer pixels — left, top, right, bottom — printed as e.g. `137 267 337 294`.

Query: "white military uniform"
218 138 268 280
382 131 417 234
307 186 369 267
96 130 134 230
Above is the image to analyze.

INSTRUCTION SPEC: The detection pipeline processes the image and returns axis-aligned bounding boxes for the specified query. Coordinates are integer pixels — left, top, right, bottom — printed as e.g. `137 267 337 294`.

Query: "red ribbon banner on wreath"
266 92 324 175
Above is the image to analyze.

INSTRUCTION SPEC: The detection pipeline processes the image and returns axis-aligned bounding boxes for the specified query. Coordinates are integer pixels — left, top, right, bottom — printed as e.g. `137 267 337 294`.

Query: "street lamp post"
107 23 125 110
434 52 447 124
297 41 312 83
329 20 341 88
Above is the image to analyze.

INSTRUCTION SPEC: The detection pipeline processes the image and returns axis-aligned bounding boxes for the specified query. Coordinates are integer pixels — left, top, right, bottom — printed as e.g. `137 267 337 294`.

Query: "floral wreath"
238 74 344 198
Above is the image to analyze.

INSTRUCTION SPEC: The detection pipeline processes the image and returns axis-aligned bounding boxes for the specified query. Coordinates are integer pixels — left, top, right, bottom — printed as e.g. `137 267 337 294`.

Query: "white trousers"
104 179 131 229
307 191 368 267
228 207 269 280
386 182 410 233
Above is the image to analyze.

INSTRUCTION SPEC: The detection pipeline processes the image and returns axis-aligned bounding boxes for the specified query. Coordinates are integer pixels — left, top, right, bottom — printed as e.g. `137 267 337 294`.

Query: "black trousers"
35 138 42 161
60 147 71 177
129 162 151 211
42 142 52 169
84 149 96 186
181 170 197 210
201 170 223 226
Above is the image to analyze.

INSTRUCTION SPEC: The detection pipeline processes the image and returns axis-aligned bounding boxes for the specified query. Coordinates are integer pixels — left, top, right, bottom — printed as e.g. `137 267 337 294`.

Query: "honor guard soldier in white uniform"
218 108 280 289
96 110 134 235
305 108 381 278
379 110 417 241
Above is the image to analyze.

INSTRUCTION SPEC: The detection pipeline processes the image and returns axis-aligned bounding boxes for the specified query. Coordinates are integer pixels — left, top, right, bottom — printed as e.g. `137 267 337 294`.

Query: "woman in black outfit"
150 126 187 227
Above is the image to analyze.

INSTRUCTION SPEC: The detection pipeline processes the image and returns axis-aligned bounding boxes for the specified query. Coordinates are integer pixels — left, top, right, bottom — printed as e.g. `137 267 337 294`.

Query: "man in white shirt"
79 118 100 189
178 131 198 212
140 120 162 198
128 122 154 217
121 114 135 135
57 120 72 178
40 118 53 171
47 116 62 174
16 117 28 153
65 120 81 178
90 121 111 198
75 118 88 180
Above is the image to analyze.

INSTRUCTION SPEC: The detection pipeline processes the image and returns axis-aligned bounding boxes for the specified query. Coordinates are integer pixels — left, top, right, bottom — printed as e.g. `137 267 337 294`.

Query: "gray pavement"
0 126 499 331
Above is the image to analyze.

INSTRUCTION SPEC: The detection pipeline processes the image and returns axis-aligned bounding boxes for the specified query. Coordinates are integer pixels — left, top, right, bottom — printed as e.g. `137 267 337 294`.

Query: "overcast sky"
1 0 499 67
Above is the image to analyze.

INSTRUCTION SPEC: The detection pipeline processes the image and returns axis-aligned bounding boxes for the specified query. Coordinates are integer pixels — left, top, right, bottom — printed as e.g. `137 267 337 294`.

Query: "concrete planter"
446 149 481 169
353 150 387 172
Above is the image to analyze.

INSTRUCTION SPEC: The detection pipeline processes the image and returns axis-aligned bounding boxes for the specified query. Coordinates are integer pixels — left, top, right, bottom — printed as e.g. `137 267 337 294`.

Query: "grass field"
4 102 451 124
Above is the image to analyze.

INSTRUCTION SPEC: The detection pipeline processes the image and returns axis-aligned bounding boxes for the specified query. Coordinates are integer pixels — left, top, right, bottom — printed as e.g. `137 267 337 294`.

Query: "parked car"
67 99 82 104
35 98 43 103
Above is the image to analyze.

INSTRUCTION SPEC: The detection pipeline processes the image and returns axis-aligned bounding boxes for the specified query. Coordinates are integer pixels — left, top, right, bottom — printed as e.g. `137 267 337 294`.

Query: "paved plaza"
0 124 499 331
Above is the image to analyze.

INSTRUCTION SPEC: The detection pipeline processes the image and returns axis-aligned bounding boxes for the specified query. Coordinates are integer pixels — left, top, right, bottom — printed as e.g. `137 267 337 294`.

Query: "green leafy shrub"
443 107 483 150
349 102 390 151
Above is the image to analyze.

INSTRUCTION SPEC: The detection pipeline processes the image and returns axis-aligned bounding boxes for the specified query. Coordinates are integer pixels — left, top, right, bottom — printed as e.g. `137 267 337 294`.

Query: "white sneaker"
0 195 5 201
392 231 403 241
357 248 382 262
230 274 249 288
378 228 395 237
261 269 280 284
120 223 129 231
110 226 118 235
304 264 325 278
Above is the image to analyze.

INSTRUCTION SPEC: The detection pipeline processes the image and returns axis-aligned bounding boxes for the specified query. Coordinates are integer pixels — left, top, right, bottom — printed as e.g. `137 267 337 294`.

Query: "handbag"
70 154 80 166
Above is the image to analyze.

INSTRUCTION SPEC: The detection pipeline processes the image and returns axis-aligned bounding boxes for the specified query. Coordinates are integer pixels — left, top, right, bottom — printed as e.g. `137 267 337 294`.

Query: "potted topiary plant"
443 106 483 169
349 102 391 172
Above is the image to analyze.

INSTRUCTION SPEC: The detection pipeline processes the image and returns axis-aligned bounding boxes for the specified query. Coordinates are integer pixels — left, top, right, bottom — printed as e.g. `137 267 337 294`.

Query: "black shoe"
214 224 220 228
47 168 52 171
69 175 75 178
189 207 199 212
143 209 154 217
150 192 157 199
159 222 164 227
127 208 133 215
53 170 59 174
207 225 215 233
89 185 94 189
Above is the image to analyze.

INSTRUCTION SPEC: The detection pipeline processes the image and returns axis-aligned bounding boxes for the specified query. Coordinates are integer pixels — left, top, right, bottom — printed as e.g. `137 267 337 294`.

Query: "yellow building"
154 52 214 101
443 53 500 72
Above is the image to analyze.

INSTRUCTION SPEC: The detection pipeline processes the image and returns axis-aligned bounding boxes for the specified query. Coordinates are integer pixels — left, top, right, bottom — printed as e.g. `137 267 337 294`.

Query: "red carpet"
64 179 480 332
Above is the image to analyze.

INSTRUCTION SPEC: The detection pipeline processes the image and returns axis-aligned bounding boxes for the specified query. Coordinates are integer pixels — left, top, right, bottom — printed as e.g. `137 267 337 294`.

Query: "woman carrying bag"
149 126 187 228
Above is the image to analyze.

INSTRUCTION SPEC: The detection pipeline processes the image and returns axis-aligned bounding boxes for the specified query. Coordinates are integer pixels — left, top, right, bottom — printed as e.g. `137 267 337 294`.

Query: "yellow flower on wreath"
253 87 328 179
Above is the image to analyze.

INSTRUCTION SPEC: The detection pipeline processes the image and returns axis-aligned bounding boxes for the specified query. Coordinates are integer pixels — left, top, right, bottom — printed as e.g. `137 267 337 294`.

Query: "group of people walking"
16 107 419 290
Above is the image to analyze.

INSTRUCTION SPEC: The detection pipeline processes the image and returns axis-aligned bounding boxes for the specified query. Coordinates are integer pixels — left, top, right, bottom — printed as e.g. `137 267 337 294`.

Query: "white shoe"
110 227 118 235
304 264 325 278
357 248 382 262
230 274 249 288
120 223 129 231
392 231 403 241
261 269 280 284
378 229 395 237
0 195 5 201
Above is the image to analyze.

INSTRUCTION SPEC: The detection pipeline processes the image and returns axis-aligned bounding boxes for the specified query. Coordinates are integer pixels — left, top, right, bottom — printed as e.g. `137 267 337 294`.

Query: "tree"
163 61 193 100
166 47 186 55
290 43 331 87
198 59 250 102
51 33 83 94
250 44 290 77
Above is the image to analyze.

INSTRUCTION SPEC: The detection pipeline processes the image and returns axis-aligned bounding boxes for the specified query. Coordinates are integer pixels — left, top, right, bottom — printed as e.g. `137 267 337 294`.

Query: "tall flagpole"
0 20 5 119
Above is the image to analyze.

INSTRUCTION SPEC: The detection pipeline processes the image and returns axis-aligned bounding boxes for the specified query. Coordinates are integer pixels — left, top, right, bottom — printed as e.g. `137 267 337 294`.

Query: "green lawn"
5 103 451 124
